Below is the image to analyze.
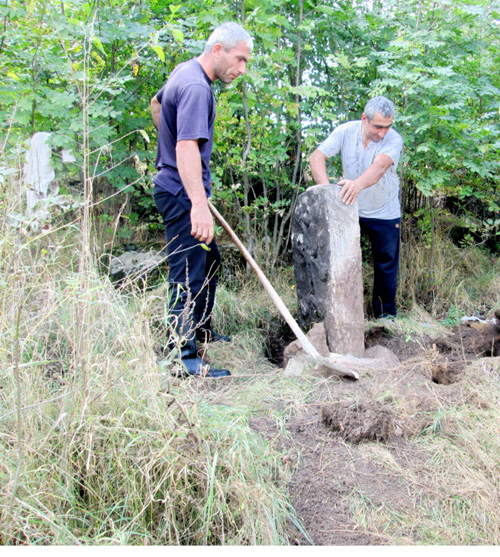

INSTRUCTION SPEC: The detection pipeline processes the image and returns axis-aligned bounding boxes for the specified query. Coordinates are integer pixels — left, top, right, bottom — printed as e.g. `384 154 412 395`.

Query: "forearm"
350 159 389 190
150 95 161 129
176 141 207 207
176 140 213 243
339 154 393 205
309 149 330 185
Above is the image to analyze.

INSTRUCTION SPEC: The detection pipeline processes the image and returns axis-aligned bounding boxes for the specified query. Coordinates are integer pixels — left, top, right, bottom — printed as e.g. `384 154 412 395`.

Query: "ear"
361 113 367 123
211 43 224 59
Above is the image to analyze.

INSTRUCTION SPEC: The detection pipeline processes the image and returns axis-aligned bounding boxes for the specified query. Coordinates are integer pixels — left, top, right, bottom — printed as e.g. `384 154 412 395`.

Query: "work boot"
179 357 231 378
171 336 231 378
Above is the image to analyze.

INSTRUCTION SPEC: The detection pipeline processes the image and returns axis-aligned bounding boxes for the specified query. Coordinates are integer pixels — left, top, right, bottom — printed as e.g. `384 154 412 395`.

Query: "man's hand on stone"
338 179 362 206
191 203 214 244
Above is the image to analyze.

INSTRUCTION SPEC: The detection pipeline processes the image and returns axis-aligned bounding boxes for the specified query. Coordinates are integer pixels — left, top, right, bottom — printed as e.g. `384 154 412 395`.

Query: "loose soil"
251 316 500 545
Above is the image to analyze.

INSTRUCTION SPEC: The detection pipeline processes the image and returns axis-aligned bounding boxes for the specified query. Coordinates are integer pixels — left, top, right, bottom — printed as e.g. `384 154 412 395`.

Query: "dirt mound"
434 315 500 359
253 315 500 545
321 399 397 443
364 325 423 359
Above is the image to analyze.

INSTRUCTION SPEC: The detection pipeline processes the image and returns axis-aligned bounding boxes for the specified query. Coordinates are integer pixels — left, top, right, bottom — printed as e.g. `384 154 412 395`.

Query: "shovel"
208 200 359 380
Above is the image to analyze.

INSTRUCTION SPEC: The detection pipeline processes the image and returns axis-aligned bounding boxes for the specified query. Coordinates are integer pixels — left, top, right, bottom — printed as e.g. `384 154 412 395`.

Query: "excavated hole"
264 318 295 365
431 362 465 385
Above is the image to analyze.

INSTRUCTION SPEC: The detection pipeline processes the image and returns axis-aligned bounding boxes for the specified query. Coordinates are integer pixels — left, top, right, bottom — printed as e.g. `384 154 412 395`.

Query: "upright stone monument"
24 132 57 216
292 184 365 357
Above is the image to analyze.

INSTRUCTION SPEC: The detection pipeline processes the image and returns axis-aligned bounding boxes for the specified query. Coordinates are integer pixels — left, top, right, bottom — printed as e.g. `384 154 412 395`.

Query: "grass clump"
398 221 499 318
0 251 297 544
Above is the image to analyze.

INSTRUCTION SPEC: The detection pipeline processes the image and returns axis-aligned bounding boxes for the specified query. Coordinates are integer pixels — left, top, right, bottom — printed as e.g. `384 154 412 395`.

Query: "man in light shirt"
309 96 404 318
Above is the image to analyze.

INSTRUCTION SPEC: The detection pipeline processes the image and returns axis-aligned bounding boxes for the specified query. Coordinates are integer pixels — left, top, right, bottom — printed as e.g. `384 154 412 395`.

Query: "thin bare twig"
4 302 24 544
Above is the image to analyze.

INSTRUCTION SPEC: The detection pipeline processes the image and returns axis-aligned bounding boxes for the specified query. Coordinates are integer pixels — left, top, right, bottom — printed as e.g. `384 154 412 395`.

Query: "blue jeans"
154 188 220 338
359 217 401 318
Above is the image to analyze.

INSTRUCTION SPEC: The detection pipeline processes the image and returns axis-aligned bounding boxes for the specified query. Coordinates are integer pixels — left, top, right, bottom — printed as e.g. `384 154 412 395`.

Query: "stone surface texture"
292 185 365 357
24 132 57 215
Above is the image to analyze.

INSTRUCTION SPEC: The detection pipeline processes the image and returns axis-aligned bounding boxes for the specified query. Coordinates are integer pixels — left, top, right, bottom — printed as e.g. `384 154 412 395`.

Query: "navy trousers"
359 217 401 318
154 188 220 338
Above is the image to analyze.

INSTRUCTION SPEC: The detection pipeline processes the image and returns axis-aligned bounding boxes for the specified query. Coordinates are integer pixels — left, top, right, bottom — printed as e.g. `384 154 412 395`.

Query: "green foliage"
1 0 499 263
440 305 465 326
1 0 188 241
368 0 500 235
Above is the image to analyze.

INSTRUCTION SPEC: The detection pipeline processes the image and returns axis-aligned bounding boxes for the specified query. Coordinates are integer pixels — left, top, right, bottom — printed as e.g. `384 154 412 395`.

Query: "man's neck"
361 127 371 149
197 53 215 81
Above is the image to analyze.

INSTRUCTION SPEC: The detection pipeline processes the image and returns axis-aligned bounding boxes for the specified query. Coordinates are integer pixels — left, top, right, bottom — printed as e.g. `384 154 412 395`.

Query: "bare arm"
309 148 331 185
176 139 214 244
150 95 161 129
338 153 394 206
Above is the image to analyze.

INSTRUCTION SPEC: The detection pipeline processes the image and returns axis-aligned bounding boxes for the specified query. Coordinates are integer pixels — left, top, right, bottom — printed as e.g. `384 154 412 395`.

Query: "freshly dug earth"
321 399 397 444
251 316 500 545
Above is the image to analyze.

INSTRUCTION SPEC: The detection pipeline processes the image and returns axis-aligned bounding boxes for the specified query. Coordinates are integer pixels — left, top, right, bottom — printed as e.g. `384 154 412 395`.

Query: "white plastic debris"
461 316 496 324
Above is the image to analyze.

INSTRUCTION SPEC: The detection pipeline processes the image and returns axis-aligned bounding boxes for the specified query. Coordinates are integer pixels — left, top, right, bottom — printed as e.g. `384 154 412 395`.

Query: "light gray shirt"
318 121 404 219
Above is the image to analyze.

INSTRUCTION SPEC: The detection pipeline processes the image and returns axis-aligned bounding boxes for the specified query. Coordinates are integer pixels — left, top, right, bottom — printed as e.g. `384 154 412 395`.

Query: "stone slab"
292 185 365 357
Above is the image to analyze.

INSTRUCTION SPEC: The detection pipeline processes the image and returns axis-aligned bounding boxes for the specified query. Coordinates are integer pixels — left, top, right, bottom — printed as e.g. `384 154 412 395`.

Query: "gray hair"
364 96 395 120
204 21 254 53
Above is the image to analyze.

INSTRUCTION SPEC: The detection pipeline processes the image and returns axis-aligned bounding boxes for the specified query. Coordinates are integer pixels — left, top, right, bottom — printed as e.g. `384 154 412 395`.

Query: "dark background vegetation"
1 0 499 307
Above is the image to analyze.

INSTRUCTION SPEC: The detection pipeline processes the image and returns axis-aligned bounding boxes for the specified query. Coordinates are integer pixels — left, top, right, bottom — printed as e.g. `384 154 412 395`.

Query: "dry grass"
0 248 296 544
0 171 296 545
398 224 499 318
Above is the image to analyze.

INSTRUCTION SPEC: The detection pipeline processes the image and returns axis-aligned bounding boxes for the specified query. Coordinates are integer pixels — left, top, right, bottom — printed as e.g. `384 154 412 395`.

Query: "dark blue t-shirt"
154 59 215 199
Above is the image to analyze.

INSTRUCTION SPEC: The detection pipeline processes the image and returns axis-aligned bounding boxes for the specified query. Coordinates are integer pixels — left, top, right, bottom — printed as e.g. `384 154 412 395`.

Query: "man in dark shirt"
151 22 253 378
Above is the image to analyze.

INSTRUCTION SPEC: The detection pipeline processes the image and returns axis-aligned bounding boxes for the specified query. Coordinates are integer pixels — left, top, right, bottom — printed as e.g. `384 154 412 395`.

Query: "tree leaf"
92 37 106 55
172 29 184 43
151 45 165 62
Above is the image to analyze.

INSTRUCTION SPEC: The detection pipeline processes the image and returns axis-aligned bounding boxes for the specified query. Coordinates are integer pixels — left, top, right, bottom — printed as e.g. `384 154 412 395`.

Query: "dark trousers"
359 217 401 318
154 188 220 339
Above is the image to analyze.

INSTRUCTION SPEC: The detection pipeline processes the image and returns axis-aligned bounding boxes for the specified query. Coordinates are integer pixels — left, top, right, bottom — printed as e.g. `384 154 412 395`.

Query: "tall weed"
398 220 499 317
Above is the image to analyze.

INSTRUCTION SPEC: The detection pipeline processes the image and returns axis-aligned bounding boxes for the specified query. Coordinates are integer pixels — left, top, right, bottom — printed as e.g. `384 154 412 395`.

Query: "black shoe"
175 357 231 378
196 329 231 344
196 329 231 343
